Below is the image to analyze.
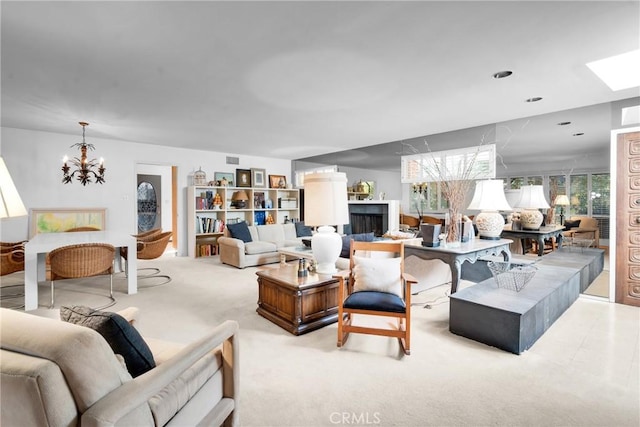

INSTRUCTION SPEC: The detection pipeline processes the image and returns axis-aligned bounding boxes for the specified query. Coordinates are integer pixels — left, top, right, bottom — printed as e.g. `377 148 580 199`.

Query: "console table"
256 264 342 335
501 225 565 256
404 238 512 293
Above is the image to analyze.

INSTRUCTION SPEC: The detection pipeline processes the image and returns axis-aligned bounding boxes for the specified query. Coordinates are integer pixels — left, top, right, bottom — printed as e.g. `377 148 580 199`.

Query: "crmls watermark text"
329 412 381 425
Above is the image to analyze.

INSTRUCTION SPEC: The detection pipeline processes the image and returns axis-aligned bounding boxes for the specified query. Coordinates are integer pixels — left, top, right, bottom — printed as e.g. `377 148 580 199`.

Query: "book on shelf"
197 243 218 257
196 216 225 234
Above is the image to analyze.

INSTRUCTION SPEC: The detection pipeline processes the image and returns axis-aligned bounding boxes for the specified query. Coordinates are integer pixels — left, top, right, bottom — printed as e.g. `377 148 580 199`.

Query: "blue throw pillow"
227 221 253 242
340 232 376 258
294 221 313 237
60 305 156 378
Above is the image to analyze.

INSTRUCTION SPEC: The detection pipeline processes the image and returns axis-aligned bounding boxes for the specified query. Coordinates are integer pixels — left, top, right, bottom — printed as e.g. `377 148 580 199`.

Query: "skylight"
586 49 640 91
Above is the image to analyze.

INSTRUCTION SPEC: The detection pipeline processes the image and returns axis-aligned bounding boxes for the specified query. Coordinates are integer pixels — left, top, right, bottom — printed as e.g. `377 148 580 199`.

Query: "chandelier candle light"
467 179 512 239
304 172 349 274
515 185 550 230
62 122 106 185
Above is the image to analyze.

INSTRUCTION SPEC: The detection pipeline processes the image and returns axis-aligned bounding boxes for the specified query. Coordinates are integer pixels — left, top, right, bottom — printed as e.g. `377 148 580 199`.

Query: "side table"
256 264 342 335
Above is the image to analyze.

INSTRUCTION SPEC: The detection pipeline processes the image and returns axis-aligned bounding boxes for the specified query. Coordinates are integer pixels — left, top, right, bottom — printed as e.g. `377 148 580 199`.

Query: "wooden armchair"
48 243 116 309
334 240 417 355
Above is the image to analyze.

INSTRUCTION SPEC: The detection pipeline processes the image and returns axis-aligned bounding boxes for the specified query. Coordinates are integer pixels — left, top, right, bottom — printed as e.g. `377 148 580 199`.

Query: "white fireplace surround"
347 200 400 235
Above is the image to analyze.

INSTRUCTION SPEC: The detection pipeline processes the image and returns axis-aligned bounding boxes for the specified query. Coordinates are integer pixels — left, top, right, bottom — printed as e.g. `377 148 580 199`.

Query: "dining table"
24 230 137 311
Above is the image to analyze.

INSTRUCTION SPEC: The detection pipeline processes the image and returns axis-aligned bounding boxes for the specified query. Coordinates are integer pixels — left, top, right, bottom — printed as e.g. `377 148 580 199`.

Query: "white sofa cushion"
245 241 278 255
256 224 286 242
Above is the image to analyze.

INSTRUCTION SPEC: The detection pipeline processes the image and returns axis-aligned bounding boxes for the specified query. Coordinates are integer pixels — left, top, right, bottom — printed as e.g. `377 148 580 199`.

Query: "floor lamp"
554 195 570 225
303 172 349 274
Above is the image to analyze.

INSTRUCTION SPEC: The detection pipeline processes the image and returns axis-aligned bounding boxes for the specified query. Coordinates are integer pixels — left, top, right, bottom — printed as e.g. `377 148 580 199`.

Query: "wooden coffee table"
256 264 342 335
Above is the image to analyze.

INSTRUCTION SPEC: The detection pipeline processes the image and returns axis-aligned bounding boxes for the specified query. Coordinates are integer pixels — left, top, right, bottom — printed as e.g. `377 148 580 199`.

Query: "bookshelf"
187 185 300 257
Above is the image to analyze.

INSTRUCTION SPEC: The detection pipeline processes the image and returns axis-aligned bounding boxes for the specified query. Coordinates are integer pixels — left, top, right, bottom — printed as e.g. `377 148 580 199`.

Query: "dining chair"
334 240 417 355
121 231 172 285
48 243 115 309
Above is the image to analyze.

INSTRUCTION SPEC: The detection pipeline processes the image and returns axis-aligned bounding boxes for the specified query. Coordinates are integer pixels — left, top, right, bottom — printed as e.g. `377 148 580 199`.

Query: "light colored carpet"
3 256 639 427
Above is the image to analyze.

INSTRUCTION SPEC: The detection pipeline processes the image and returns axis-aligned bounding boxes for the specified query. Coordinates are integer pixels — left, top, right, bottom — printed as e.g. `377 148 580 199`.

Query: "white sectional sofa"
218 223 306 268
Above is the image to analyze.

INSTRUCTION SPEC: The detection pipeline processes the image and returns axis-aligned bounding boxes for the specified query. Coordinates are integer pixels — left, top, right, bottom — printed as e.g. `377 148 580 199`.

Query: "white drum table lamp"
467 179 512 239
304 172 349 274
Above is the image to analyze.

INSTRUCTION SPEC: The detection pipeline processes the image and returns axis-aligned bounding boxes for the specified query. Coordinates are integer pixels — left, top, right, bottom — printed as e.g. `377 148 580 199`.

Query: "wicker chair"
121 231 172 284
1 243 25 276
1 242 26 308
133 228 161 241
48 243 115 309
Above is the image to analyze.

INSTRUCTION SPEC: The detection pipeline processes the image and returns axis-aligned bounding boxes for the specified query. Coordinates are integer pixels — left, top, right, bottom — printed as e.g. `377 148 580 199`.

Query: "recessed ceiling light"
526 97 542 103
573 132 584 136
557 121 572 126
492 71 513 79
587 49 640 91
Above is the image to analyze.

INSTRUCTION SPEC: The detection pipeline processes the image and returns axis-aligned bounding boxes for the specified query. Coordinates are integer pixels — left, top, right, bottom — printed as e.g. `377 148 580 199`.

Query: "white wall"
0 127 292 256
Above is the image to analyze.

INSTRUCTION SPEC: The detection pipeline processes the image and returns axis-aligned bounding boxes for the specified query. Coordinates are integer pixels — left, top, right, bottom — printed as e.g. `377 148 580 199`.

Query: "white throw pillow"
353 256 403 297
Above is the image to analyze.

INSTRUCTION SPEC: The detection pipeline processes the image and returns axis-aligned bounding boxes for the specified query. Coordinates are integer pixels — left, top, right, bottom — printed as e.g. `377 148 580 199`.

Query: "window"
591 173 610 216
569 174 588 216
401 144 496 183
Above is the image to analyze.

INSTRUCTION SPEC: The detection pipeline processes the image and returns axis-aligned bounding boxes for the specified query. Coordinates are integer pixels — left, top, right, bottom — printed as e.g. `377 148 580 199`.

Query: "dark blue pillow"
294 221 313 237
60 305 155 378
227 221 253 242
340 232 376 258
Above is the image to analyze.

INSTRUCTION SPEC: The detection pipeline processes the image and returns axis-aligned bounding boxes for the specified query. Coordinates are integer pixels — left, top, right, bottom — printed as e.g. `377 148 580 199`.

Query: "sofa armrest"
116 307 140 326
82 320 240 427
218 236 244 250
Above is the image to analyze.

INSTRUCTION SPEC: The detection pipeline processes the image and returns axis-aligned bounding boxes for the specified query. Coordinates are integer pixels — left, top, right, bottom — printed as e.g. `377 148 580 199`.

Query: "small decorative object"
265 199 273 209
236 169 251 187
298 258 308 277
193 167 207 185
214 172 234 187
231 190 249 209
251 168 266 188
265 213 275 224
488 261 538 292
269 174 287 189
212 193 222 209
421 224 441 247
62 122 106 185
515 185 550 230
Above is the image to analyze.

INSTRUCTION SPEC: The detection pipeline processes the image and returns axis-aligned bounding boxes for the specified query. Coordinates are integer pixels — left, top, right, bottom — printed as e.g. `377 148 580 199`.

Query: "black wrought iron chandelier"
62 122 106 185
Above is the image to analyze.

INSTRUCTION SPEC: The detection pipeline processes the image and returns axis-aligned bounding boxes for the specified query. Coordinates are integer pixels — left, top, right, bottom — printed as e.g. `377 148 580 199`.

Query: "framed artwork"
236 169 251 187
254 191 265 209
251 168 266 188
29 208 106 238
269 174 287 189
213 172 234 187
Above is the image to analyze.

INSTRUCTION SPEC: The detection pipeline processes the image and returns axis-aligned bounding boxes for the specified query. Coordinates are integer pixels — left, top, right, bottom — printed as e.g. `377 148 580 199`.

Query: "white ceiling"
2 1 639 170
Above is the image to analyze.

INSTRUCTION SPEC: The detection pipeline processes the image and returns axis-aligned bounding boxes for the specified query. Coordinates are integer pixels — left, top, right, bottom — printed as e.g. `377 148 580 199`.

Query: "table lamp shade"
0 156 27 218
304 172 349 226
467 179 511 239
554 194 570 206
231 190 249 209
304 172 349 274
515 185 550 230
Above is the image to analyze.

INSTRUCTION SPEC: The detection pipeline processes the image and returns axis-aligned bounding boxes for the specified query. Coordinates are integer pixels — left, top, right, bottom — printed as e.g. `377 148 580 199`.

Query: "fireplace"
348 201 399 236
